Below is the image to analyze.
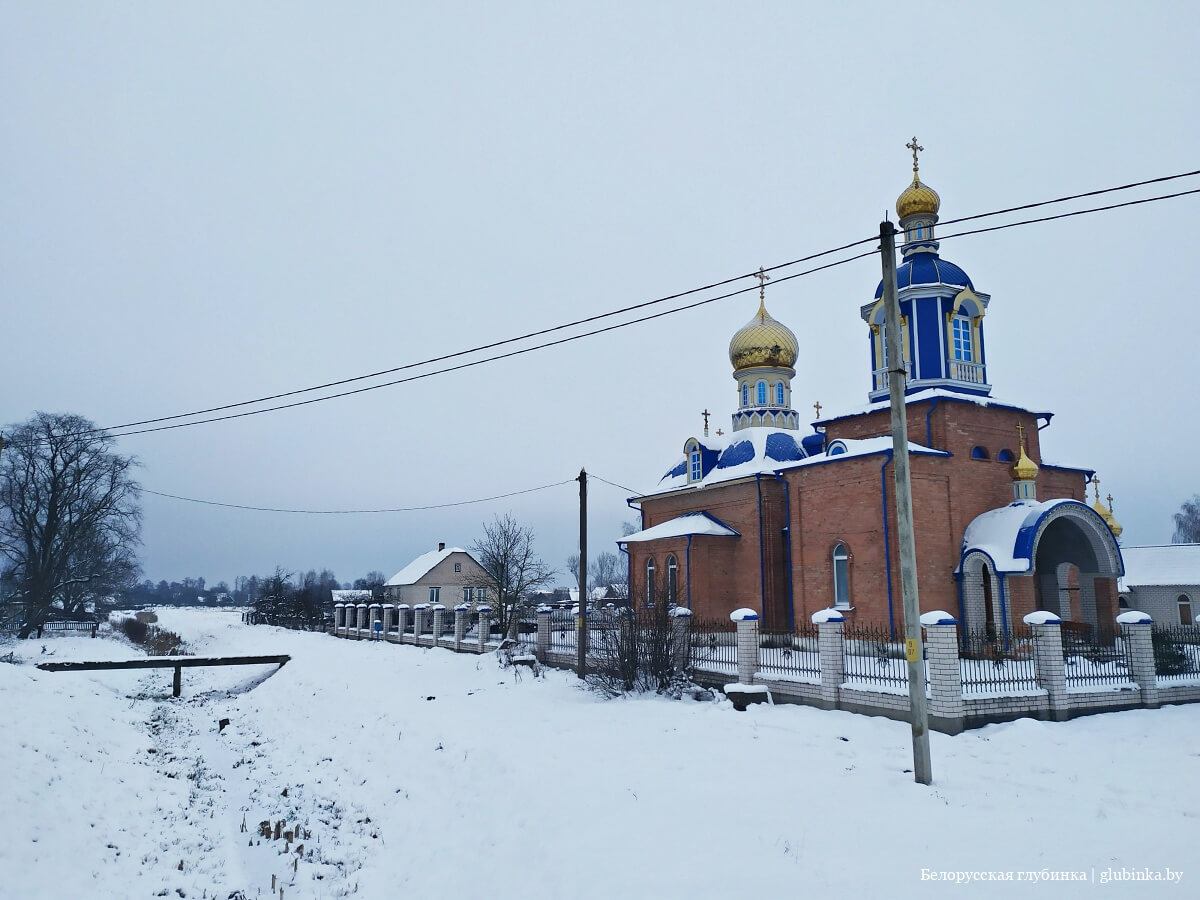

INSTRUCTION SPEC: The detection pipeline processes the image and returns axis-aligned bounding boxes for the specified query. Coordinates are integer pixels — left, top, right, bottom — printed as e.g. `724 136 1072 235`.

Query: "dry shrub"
119 616 149 644
117 616 186 656
134 611 158 624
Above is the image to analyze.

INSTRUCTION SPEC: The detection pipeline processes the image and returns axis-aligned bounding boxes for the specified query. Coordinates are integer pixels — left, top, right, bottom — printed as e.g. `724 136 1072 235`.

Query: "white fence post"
454 604 469 651
1026 612 1069 721
813 609 846 709
670 607 693 673
921 612 964 730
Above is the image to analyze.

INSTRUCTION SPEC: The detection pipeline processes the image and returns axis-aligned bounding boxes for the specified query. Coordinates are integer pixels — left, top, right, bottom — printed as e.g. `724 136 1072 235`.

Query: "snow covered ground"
1 608 1196 899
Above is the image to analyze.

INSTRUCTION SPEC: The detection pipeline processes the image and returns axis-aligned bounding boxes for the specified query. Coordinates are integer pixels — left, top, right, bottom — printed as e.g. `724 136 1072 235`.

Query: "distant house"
384 543 491 607
1118 544 1200 625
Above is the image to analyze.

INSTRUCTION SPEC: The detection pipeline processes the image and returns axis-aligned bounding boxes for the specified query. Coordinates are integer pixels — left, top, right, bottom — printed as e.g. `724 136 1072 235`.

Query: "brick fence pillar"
1026 612 1069 721
814 611 845 709
535 607 552 660
477 606 492 652
1118 611 1158 709
431 605 446 647
454 604 469 651
355 603 368 638
670 607 693 674
368 604 382 641
334 604 345 637
395 605 411 643
732 609 760 685
921 613 965 731
382 604 394 637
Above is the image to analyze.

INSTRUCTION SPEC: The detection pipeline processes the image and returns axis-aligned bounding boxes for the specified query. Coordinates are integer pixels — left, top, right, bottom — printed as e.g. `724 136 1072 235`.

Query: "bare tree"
472 513 554 639
0 413 142 636
1174 495 1200 543
566 549 628 593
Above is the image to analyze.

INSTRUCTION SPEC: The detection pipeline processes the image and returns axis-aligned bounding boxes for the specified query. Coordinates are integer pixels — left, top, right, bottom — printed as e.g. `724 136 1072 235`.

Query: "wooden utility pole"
880 219 933 786
576 468 588 678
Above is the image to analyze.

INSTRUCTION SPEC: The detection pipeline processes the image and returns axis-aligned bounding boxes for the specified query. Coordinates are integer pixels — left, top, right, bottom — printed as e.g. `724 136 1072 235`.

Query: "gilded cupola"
896 136 941 221
1090 476 1123 540
728 298 800 373
1011 422 1039 501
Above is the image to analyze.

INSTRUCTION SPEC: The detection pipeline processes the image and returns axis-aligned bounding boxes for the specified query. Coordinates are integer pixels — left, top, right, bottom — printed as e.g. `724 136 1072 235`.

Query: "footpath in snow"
1 608 1196 899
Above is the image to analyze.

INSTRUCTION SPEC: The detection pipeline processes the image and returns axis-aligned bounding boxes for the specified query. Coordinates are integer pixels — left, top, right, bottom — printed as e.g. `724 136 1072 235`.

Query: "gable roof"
385 547 473 586
1119 544 1200 590
619 511 740 543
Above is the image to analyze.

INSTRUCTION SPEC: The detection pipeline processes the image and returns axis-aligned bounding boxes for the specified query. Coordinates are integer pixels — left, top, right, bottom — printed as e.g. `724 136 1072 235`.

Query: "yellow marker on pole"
905 638 920 663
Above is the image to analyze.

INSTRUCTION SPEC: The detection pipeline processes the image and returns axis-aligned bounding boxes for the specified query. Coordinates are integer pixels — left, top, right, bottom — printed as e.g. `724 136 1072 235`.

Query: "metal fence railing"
689 617 737 673
758 625 820 679
1151 624 1200 680
959 627 1040 694
1061 626 1133 688
842 625 909 690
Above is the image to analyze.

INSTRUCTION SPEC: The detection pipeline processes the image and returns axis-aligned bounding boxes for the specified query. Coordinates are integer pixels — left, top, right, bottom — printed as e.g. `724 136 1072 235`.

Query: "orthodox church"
620 145 1126 639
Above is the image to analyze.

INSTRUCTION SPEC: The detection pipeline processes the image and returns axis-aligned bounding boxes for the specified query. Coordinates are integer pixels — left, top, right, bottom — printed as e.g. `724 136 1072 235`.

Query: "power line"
931 186 1200 246
142 478 574 514
100 249 879 439
10 167 1200 449
589 473 643 496
95 234 881 434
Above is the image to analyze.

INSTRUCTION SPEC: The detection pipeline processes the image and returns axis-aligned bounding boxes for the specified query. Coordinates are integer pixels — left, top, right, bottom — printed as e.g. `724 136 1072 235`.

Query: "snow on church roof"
647 429 947 497
385 547 468 586
959 499 1117 574
1118 544 1200 590
814 388 1052 426
619 512 740 543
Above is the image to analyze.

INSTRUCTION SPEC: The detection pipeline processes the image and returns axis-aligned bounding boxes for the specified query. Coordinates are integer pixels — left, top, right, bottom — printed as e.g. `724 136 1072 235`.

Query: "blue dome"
874 253 973 299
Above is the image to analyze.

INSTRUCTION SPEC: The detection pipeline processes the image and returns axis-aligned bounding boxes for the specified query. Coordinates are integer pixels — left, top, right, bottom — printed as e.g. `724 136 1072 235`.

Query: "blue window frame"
689 450 702 481
741 383 749 406
775 382 784 406
756 381 767 405
952 315 973 361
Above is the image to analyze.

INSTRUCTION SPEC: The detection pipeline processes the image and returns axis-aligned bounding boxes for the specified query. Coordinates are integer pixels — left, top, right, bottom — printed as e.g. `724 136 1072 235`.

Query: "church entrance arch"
1027 506 1122 640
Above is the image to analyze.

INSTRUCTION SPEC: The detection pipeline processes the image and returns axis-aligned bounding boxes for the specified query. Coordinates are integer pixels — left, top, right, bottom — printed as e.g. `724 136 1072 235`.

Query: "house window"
741 383 749 407
454 562 462 572
464 587 473 603
775 382 785 406
646 558 656 606
833 543 850 608
1180 594 1194 625
666 556 678 603
477 587 486 603
689 450 702 481
429 586 441 604
952 314 973 361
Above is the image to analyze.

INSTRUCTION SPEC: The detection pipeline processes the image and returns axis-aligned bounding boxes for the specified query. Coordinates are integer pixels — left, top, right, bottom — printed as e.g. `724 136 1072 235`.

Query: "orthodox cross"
1106 493 1115 512
1092 474 1101 502
701 409 710 436
755 266 770 301
715 428 724 436
1015 420 1025 449
813 400 822 418
906 136 923 174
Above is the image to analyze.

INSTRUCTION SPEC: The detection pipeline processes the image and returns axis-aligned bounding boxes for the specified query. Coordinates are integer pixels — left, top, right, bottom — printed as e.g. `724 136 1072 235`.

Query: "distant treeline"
118 569 388 612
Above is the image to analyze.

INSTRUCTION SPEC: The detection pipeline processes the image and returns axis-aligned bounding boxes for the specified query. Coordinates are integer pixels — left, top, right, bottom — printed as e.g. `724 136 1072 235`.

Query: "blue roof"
874 253 973 299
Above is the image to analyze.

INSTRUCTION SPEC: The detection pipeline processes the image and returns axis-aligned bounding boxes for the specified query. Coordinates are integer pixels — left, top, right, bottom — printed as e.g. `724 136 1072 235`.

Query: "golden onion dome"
1011 444 1039 481
896 172 941 220
1091 482 1123 539
729 299 799 372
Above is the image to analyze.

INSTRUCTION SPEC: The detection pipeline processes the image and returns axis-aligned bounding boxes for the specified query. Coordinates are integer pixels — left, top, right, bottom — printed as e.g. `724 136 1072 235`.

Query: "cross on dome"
755 266 771 303
906 136 923 174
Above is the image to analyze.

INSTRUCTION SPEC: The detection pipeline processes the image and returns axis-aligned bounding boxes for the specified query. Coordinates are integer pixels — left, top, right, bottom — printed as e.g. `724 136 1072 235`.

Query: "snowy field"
1 609 1196 899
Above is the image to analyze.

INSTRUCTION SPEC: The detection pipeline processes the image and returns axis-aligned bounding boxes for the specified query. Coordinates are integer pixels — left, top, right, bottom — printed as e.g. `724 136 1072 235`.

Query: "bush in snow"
586 592 691 697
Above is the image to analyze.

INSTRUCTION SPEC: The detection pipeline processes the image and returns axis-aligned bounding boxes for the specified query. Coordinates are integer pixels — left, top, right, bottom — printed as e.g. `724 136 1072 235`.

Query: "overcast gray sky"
3 1 1198 588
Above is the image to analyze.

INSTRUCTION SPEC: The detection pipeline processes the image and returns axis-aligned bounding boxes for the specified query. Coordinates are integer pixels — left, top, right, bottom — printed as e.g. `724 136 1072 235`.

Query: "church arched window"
666 556 678 603
997 449 1015 462
645 558 656 606
833 543 851 608
689 449 702 482
1180 594 1194 625
741 383 750 407
775 382 785 406
971 446 989 459
757 381 767 405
